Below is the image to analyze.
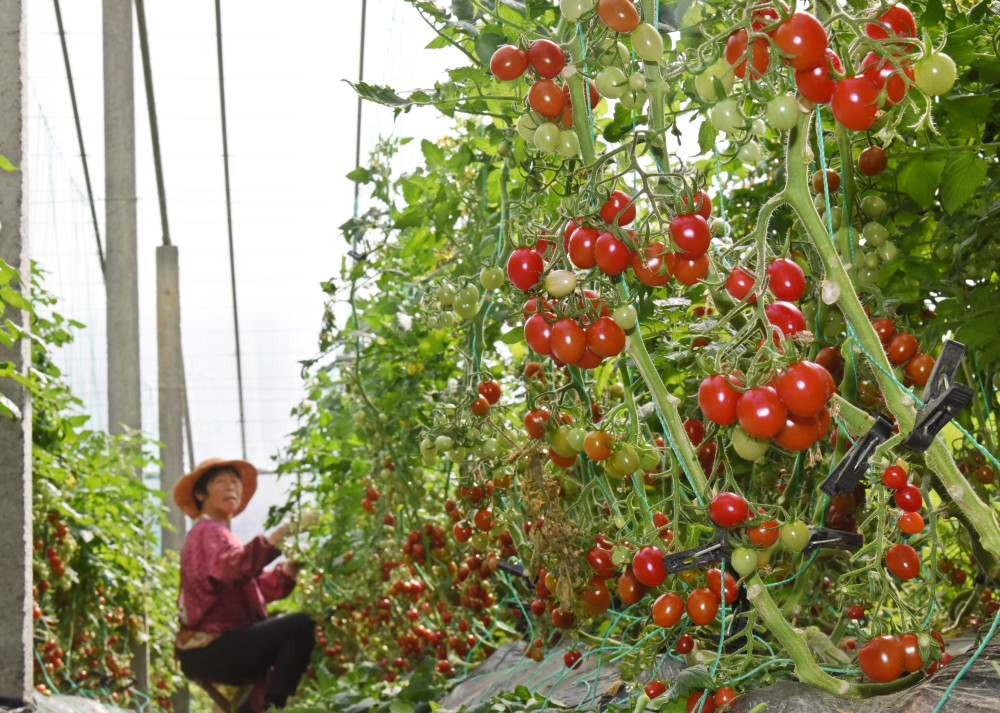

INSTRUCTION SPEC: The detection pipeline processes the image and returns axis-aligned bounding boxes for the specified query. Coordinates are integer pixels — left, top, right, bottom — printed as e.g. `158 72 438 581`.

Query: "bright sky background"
26 0 461 537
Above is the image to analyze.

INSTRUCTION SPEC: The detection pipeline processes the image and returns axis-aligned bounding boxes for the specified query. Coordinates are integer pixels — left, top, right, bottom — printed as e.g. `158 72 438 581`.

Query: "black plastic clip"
804 527 863 555
661 530 732 574
497 560 534 584
820 414 894 497
902 340 974 452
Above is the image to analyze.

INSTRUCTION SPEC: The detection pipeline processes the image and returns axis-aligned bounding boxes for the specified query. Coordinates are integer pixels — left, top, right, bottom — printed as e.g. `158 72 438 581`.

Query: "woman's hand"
266 509 320 548
277 560 304 579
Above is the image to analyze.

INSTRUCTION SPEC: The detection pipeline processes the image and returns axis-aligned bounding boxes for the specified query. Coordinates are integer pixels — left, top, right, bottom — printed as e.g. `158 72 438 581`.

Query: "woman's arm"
197 522 281 589
256 561 299 602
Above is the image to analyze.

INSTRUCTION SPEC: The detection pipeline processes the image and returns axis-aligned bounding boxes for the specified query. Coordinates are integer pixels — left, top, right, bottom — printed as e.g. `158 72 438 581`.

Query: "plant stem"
566 28 598 165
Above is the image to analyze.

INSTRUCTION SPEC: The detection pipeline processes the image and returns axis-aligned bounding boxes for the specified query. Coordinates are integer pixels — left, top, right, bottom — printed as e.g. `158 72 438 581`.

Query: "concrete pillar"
0 0 32 704
104 0 148 695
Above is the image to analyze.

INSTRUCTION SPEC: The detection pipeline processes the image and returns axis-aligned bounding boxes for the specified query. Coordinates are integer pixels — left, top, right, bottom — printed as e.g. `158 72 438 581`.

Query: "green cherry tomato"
750 119 766 137
480 266 505 290
638 449 659 471
738 140 762 163
731 425 770 461
516 112 542 142
863 252 879 270
710 99 744 134
551 425 577 458
557 129 580 158
533 123 560 153
766 94 800 130
780 521 810 552
481 438 501 458
434 435 454 452
731 547 758 577
856 265 878 286
631 23 664 63
914 53 957 96
695 58 735 103
545 269 577 297
597 40 629 68
454 298 478 319
560 0 595 22
471 532 490 551
459 284 479 303
567 427 587 452
596 66 628 98
619 88 647 111
612 304 637 330
438 283 457 307
863 221 888 247
860 195 887 220
628 71 646 92
610 445 639 476
711 218 727 236
877 241 898 262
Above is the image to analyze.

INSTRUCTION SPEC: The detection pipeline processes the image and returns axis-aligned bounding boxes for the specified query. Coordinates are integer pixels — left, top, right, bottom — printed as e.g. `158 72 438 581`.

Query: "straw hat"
172 457 258 518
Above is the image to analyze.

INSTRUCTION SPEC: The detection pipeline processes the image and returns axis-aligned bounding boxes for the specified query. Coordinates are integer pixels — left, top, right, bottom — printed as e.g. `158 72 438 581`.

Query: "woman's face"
202 468 243 517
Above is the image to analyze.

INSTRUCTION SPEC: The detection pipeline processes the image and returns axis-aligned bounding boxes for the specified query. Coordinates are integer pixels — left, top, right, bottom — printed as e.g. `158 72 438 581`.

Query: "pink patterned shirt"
176 517 296 649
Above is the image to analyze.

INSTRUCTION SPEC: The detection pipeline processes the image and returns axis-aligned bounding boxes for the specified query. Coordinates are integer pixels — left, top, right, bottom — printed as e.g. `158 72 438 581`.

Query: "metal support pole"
0 0 32 704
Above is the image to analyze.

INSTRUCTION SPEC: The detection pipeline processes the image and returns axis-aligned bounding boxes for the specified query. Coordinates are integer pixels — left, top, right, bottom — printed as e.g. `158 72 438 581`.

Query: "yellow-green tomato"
765 94 800 130
471 532 490 551
780 521 810 552
434 435 454 452
756 546 775 567
551 425 577 458
631 23 663 62
619 88 647 111
695 59 735 103
914 53 957 96
877 241 898 262
731 547 758 577
597 40 629 68
545 269 577 297
560 0 595 21
863 221 888 247
738 140 762 163
480 266 505 290
516 112 541 142
638 449 659 471
628 71 646 92
710 99 744 134
732 425 769 461
567 427 587 452
612 304 637 330
481 438 501 458
557 129 580 158
860 195 887 221
534 123 560 153
595 66 628 98
610 445 639 475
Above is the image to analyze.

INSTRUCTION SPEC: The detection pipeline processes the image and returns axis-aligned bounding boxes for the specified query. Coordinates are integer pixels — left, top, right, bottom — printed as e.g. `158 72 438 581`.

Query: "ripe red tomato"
904 353 934 386
453 523 472 542
765 301 807 338
882 465 907 489
524 408 550 439
724 29 770 80
600 190 636 226
579 576 611 615
894 484 922 512
899 632 923 672
652 592 684 627
794 49 843 103
644 679 666 699
675 633 694 654
858 146 888 176
470 396 490 415
860 51 913 105
847 604 865 620
714 687 737 706
478 381 501 404
684 418 705 446
859 635 905 682
670 214 711 255
671 252 709 285
586 316 626 357
865 4 917 49
747 519 779 547
871 317 897 346
737 386 787 438
473 507 494 531
709 492 749 528
899 512 924 535
550 318 586 364
528 79 565 118
725 267 756 303
687 691 716 713
706 568 739 604
632 545 667 587
526 39 565 79
679 190 712 219
597 0 639 33
507 247 544 290
618 567 647 605
490 45 527 81
887 332 918 365
631 241 671 286
686 587 720 625
831 76 880 131
594 231 632 275
773 12 828 70
563 649 582 669
773 412 820 451
586 546 617 579
568 226 599 268
886 543 920 579
563 219 580 251
777 361 828 416
766 257 806 301
698 374 743 426
815 346 842 375
524 313 553 355
552 608 574 629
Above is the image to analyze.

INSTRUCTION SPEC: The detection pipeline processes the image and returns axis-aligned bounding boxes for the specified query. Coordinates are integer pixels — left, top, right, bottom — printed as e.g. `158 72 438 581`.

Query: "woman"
173 457 318 712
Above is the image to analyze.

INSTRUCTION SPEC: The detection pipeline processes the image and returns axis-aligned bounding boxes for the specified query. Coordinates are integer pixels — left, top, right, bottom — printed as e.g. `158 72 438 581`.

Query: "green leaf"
389 702 414 713
921 0 946 24
421 139 445 166
500 326 524 344
0 392 21 420
475 32 505 65
345 167 371 183
393 205 426 229
697 119 717 155
896 156 947 208
345 81 423 111
939 150 989 214
0 155 16 172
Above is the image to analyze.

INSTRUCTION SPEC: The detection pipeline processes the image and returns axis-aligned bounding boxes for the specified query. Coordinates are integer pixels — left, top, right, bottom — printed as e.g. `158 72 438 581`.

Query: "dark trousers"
177 613 315 709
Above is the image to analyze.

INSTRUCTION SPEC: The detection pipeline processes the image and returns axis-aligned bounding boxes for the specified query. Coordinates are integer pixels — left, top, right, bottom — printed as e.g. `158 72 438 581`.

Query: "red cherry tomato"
871 318 897 346
684 418 705 446
644 679 666 699
679 190 712 219
528 78 565 118
550 318 587 365
478 381 501 404
586 547 617 579
858 146 888 176
887 332 918 365
747 519 779 548
904 353 935 386
507 247 544 290
765 301 807 337
675 633 694 654
687 690 716 713
860 51 913 105
773 412 820 451
600 190 637 226
710 492 749 528
858 635 905 682
524 407 550 439
765 257 806 302
899 512 924 535
737 386 787 438
725 29 770 80
886 543 921 579
597 0 639 33
526 39 566 79
773 12 828 70
698 374 743 426
470 396 490 415
865 4 917 50
524 313 553 355
594 231 632 275
618 568 647 605
632 545 666 587
686 587 720 625
882 465 907 489
726 267 757 303
706 568 739 604
652 592 684 627
586 316 626 357
899 632 924 672
490 45 528 81
715 687 737 706
670 214 711 255
579 576 611 615
794 49 843 104
894 484 923 512
776 361 828 416
631 241 671 286
568 226 600 269
831 76 881 132
671 252 710 285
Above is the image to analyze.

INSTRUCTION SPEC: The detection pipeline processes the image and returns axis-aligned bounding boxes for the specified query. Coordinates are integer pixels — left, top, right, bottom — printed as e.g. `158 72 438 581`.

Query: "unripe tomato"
631 23 663 62
612 304 637 330
480 266 505 290
766 94 800 130
560 0 595 22
695 59 735 102
914 54 957 96
710 99 744 133
780 521 810 552
731 425 770 461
